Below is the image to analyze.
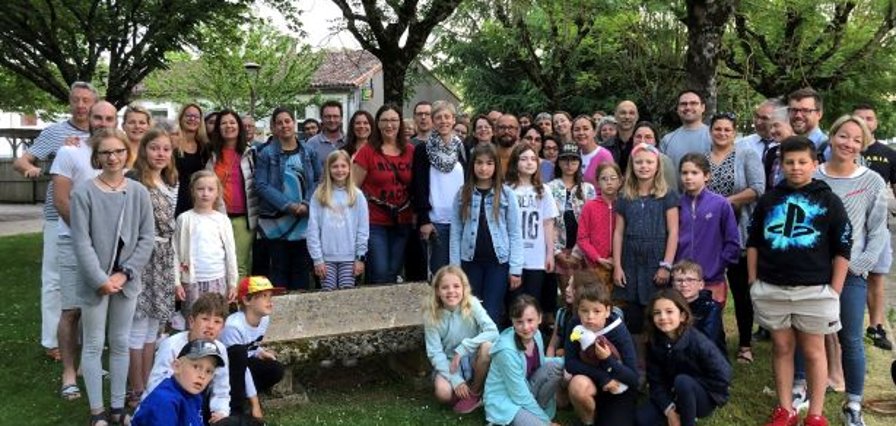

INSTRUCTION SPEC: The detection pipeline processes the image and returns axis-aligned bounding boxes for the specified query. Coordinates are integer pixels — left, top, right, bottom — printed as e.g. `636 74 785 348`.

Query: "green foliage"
0 69 67 120
0 0 252 108
142 20 322 119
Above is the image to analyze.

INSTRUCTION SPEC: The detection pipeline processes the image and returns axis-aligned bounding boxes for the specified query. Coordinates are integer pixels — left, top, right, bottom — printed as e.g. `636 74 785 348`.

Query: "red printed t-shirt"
214 148 247 215
353 143 415 226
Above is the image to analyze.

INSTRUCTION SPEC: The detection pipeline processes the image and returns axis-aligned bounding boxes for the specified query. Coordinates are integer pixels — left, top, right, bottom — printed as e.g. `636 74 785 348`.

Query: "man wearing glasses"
50 100 119 398
659 89 713 172
411 101 433 146
787 88 827 157
305 100 344 173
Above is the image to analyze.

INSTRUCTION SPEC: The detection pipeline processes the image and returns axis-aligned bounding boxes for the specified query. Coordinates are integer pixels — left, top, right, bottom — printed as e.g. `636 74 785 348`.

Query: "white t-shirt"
220 311 271 397
49 143 99 236
144 331 231 415
513 184 559 270
581 148 599 173
192 213 228 281
429 163 465 224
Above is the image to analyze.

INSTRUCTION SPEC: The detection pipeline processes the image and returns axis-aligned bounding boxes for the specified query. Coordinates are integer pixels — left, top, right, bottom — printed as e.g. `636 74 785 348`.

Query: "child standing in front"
612 143 679 334
671 261 727 357
636 289 732 426
565 272 639 426
424 265 499 414
484 295 563 426
747 136 851 426
506 144 558 308
220 276 285 421
175 170 239 311
676 153 740 307
577 163 622 287
307 150 370 290
450 143 523 323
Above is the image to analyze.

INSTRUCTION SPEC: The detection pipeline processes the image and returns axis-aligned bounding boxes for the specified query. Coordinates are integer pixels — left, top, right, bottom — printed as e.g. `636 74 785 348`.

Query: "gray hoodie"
307 186 370 264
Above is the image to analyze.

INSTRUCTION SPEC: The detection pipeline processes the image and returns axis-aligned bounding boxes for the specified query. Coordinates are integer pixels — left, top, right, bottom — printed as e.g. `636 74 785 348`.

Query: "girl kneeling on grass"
423 265 499 414
636 289 731 426
485 295 563 426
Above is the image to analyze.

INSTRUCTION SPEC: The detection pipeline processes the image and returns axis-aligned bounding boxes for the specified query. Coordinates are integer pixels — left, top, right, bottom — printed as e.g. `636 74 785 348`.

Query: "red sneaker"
803 414 828 426
452 394 482 414
764 405 800 426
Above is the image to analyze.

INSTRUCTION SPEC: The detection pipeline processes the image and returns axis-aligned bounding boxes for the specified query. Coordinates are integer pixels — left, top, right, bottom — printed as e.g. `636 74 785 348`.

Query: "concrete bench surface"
265 282 431 365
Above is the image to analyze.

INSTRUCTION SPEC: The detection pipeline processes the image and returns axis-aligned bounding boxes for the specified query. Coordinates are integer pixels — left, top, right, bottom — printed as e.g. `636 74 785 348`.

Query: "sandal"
736 347 754 364
109 407 131 426
89 411 109 426
60 383 81 401
125 390 141 409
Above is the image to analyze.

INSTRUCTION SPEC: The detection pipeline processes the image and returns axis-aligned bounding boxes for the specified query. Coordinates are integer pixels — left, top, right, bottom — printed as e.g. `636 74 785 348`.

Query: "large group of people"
14 80 896 426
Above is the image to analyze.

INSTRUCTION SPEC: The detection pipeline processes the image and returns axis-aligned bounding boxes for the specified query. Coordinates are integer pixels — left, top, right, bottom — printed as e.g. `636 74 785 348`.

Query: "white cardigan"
175 210 239 288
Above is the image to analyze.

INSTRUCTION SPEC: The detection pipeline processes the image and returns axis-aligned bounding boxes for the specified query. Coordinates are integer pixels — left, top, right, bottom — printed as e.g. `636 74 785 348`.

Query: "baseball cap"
177 338 225 367
557 143 581 161
237 275 278 300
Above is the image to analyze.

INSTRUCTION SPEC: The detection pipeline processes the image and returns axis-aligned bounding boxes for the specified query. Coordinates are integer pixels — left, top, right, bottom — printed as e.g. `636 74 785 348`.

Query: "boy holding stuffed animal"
563 270 639 426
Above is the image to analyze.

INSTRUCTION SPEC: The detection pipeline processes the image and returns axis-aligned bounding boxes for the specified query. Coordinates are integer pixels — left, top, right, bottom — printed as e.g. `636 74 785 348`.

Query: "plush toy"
569 323 629 394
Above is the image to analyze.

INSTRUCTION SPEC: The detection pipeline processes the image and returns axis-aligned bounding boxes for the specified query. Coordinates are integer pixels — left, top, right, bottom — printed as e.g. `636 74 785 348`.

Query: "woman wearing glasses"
71 128 154 425
174 103 210 217
705 112 764 364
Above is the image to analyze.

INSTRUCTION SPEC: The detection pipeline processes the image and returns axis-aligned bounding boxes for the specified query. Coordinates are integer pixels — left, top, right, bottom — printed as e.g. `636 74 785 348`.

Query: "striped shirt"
26 121 90 221
816 165 889 275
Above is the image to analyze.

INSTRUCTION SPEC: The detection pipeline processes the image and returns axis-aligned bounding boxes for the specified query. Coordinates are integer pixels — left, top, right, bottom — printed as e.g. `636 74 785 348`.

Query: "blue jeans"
462 260 509 323
367 224 411 284
425 223 451 277
793 274 866 399
635 374 716 426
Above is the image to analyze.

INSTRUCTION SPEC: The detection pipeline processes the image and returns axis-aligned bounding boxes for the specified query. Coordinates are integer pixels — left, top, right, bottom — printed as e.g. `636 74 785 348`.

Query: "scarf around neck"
426 132 463 173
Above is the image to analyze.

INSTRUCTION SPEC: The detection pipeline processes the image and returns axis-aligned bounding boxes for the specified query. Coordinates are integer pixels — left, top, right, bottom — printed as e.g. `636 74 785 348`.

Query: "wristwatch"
355 255 367 262
115 265 134 281
659 261 673 271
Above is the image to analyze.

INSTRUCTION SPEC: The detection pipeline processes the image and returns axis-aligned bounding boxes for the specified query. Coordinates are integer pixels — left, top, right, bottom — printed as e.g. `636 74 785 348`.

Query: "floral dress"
135 183 178 322
548 179 596 275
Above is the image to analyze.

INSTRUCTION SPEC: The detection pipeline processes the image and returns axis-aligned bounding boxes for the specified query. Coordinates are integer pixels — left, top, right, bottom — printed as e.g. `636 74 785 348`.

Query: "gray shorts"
433 352 476 384
871 235 893 275
751 279 841 335
57 235 82 310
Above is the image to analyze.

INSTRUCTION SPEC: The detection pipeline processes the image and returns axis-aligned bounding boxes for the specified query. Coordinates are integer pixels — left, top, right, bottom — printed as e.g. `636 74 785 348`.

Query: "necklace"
97 175 126 191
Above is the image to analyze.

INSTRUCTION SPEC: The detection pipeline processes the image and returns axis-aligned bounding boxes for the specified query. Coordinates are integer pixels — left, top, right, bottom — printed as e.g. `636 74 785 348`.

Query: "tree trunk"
381 59 408 110
684 0 736 115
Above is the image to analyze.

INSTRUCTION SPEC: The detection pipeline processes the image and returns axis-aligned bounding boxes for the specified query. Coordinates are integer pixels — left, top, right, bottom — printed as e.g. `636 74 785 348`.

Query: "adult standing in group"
494 114 521 174
353 104 416 284
13 81 96 362
738 99 778 161
205 112 219 139
596 116 618 145
343 110 374 158
302 118 320 141
306 100 345 173
411 101 434 146
606 100 639 168
255 107 321 291
122 104 153 168
540 135 561 182
242 114 265 147
469 115 494 149
787 88 827 155
71 128 154 426
660 90 712 172
207 109 258 279
522 127 552 181
854 103 896 351
413 100 467 276
51 100 117 402
174 103 210 217
572 115 615 187
552 111 573 143
534 112 553 136
704 112 764 363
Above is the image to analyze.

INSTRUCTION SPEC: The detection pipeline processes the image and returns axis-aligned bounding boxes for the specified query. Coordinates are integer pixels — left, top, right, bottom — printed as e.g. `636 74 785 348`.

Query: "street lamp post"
244 62 261 118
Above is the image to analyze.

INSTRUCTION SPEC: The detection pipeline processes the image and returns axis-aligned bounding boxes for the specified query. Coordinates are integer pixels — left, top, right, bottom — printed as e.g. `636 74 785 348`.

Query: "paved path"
0 203 42 237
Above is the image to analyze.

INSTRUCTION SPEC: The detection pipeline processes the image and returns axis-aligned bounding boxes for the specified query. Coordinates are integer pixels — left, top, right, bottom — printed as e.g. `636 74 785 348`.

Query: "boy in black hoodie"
746 136 852 426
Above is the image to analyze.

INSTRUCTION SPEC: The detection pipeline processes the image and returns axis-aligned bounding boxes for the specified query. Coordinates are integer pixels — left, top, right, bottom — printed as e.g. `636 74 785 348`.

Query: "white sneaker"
792 385 809 412
841 403 866 426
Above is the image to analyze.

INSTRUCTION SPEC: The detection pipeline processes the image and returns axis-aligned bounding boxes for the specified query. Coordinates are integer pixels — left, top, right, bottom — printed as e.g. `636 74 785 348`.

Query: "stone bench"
262 282 432 403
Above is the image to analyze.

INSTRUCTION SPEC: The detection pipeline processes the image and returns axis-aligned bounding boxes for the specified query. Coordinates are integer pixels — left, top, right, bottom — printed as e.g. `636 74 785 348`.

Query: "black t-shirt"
473 188 498 263
863 141 896 185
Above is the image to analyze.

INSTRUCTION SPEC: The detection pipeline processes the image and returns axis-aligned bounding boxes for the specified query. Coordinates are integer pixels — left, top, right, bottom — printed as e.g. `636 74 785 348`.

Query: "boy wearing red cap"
220 276 285 421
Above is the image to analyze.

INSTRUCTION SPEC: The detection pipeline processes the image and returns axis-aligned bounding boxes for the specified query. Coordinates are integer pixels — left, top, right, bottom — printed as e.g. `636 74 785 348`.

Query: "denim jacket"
254 138 321 217
450 185 524 275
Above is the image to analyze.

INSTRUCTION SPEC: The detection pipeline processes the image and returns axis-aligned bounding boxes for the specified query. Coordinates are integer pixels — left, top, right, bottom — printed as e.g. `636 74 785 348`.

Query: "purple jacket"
677 189 740 282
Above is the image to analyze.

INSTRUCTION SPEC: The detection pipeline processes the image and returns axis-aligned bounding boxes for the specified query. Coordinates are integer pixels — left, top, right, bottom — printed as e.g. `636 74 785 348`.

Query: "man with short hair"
854 103 896 351
14 81 96 359
301 118 320 140
494 114 520 174
609 100 639 169
659 90 712 171
242 115 264 147
739 99 779 158
411 101 433 146
534 112 553 136
305 100 344 172
486 110 503 126
787 88 827 151
52 100 118 398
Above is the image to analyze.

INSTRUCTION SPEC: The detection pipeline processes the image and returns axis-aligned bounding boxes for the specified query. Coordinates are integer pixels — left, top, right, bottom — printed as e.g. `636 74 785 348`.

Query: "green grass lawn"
2 233 895 425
